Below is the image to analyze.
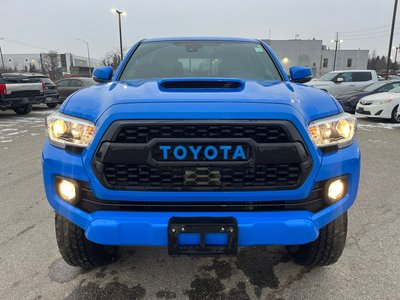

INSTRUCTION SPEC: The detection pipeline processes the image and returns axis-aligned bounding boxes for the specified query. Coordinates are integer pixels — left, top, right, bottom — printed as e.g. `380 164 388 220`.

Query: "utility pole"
331 32 343 71
0 38 5 70
40 53 45 74
386 0 398 79
77 38 91 76
111 9 126 61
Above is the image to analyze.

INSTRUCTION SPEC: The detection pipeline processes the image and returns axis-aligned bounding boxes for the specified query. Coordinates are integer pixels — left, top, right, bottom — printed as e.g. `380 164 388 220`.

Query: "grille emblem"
184 168 221 186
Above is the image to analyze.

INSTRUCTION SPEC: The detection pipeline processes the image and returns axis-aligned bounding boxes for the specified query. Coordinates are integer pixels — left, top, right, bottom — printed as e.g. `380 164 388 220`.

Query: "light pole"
331 32 343 71
77 38 91 76
111 9 126 61
0 37 5 70
386 0 398 79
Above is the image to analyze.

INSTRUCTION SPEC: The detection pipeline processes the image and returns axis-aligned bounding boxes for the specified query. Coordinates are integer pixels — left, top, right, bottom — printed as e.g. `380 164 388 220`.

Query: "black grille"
103 163 302 191
93 121 312 191
114 124 290 144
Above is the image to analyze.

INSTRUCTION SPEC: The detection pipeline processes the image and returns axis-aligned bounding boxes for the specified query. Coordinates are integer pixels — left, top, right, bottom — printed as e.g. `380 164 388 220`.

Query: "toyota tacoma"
42 38 360 269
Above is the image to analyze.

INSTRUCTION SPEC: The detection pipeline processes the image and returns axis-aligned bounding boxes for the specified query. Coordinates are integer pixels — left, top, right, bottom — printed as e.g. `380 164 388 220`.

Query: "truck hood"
61 79 340 123
306 80 332 88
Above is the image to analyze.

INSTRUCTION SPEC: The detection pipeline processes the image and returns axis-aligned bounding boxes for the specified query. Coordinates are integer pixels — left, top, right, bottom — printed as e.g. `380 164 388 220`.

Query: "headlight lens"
376 99 392 104
309 113 356 148
46 113 95 148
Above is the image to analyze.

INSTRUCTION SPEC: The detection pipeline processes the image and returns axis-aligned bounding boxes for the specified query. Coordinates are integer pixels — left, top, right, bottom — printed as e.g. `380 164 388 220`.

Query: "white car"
356 86 400 123
307 70 378 96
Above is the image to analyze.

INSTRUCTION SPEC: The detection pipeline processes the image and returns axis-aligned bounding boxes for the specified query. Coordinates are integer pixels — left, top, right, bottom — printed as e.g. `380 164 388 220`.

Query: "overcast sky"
0 0 398 60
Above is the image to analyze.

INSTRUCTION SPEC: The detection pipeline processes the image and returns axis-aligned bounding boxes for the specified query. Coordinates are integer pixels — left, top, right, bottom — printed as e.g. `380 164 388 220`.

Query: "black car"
336 80 400 113
55 77 96 103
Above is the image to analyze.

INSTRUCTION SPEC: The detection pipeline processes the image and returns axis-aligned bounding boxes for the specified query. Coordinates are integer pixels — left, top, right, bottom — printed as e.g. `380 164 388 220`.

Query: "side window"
347 58 352 67
56 80 70 87
323 58 328 68
352 72 372 82
340 72 353 82
69 79 84 88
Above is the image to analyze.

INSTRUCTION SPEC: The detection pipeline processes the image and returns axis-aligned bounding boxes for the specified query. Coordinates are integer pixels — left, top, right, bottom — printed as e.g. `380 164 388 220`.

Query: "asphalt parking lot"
0 107 399 300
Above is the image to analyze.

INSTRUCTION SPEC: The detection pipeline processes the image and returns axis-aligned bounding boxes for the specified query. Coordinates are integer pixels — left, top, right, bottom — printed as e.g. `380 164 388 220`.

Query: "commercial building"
0 52 101 76
262 39 369 77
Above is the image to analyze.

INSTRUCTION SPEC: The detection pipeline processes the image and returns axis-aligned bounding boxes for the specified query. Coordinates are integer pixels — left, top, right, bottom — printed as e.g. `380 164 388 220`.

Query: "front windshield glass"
362 82 387 92
318 72 340 81
119 41 282 81
389 86 400 93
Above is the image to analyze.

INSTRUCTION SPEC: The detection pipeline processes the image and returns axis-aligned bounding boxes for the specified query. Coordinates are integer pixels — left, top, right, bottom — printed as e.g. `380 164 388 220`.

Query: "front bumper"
356 102 394 119
42 140 360 246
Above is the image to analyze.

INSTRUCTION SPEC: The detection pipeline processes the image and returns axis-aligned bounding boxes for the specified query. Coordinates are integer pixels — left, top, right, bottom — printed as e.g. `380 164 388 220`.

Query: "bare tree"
102 47 128 70
41 51 62 80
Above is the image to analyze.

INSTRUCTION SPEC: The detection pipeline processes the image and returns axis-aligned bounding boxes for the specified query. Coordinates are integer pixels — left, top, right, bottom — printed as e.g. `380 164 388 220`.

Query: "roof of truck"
141 37 259 43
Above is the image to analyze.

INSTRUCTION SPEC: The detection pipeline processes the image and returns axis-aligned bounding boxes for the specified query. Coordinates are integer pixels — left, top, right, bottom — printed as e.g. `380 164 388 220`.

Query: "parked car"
307 70 378 96
20 74 60 108
356 86 400 123
336 80 400 113
43 38 360 269
0 73 44 114
55 77 96 102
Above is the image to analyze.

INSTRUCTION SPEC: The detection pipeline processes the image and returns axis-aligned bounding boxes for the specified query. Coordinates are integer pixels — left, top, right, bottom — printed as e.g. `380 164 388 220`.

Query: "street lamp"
111 9 126 61
331 33 343 71
77 38 91 76
0 37 5 70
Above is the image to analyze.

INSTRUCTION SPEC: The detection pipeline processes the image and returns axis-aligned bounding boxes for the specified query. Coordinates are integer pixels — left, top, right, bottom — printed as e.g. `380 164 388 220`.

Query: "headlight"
308 113 356 148
375 99 392 104
46 112 95 148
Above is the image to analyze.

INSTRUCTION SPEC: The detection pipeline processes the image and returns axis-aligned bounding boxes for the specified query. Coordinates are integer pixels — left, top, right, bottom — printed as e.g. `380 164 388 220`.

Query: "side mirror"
289 66 313 83
336 77 344 83
92 66 113 83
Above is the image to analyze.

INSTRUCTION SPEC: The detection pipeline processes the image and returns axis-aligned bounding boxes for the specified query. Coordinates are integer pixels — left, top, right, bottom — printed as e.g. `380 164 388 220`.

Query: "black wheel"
46 103 57 109
12 104 33 115
55 213 118 269
391 105 400 123
287 212 348 267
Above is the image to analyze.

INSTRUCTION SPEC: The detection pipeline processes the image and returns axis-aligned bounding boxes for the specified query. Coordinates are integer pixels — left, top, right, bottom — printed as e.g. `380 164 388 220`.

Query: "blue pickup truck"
42 38 360 269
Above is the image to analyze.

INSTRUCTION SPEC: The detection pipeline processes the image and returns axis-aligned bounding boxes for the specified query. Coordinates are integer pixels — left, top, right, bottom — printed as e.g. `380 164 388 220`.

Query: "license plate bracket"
168 217 238 256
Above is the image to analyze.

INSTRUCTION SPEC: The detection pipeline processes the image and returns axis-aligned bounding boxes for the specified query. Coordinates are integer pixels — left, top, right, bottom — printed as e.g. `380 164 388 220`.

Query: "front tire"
55 213 118 269
391 105 400 123
287 212 348 267
46 103 57 109
12 104 32 115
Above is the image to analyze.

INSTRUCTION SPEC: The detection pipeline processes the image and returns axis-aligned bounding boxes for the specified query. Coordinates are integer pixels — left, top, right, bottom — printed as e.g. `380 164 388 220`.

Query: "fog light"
327 179 345 202
58 179 77 202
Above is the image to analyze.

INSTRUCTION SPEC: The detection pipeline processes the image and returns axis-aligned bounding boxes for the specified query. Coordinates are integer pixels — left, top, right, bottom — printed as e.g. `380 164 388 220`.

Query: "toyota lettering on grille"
158 145 247 161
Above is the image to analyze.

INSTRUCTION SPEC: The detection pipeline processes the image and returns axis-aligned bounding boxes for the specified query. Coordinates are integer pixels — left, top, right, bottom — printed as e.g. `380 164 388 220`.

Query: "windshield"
389 86 400 93
362 82 387 92
119 41 282 81
318 72 340 81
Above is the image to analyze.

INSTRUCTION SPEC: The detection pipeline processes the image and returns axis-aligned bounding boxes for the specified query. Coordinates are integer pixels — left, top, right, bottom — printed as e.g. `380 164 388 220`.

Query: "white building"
1 52 101 74
262 39 369 77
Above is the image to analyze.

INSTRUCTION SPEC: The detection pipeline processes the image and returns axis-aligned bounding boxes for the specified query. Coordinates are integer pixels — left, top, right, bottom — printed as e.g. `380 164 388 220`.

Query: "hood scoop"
158 78 244 91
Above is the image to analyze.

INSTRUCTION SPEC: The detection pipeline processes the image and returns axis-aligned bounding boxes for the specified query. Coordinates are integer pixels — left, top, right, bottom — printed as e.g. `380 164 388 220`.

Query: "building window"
323 58 328 67
347 58 353 67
